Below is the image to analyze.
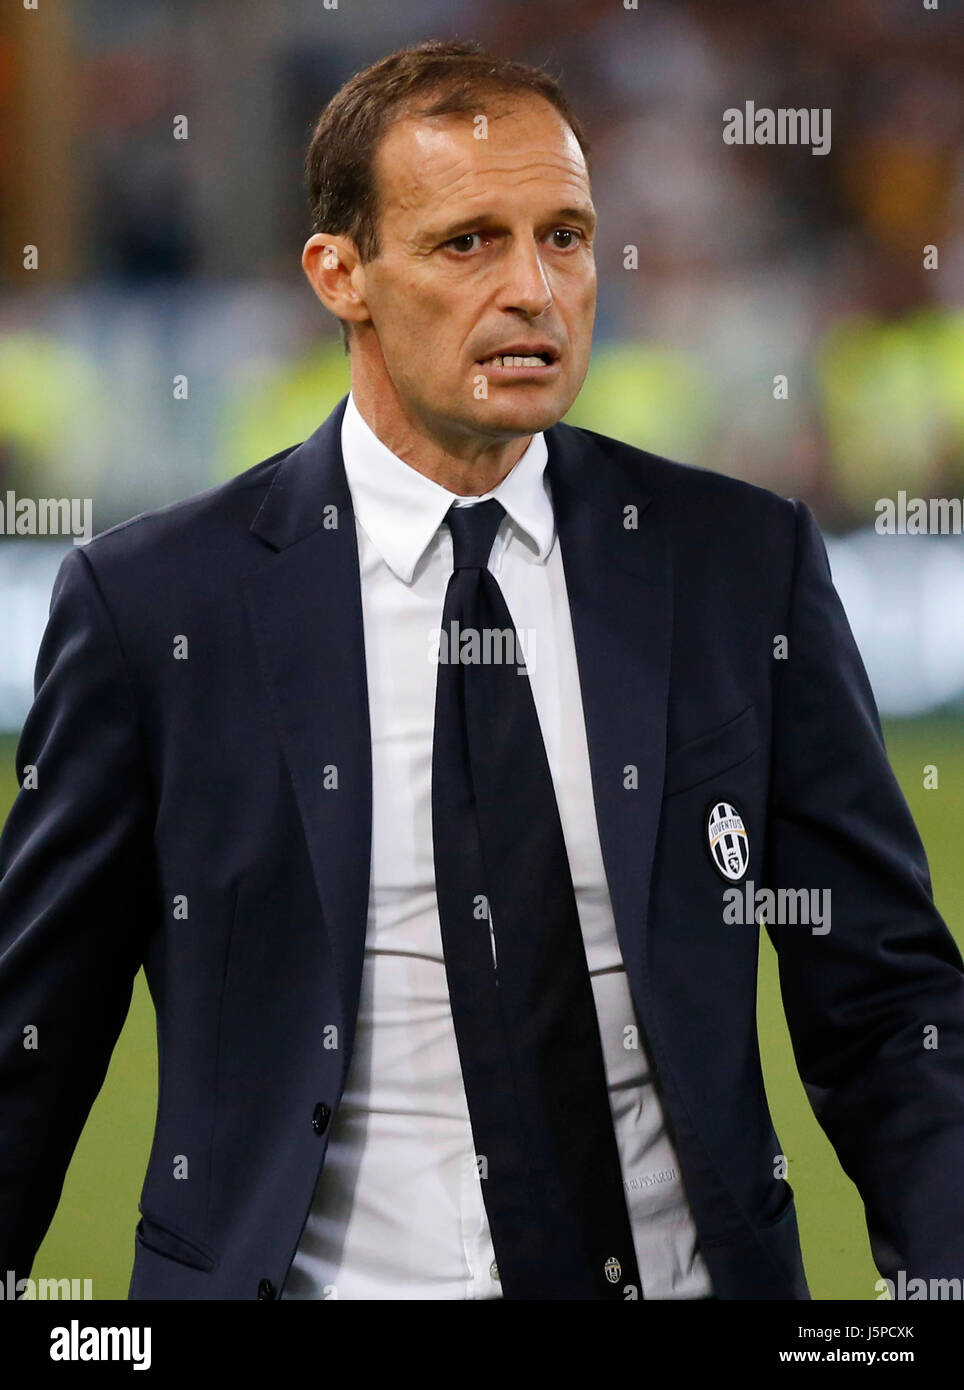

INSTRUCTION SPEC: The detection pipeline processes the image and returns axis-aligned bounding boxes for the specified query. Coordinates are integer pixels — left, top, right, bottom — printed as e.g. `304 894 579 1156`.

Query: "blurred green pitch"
1 717 961 1299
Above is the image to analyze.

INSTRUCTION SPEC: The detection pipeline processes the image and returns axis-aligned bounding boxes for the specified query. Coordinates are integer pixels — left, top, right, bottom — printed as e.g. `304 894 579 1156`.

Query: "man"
1 38 963 1302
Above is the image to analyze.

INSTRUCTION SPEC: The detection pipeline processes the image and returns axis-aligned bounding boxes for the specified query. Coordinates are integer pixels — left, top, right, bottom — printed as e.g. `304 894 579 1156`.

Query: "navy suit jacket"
2 392 963 1300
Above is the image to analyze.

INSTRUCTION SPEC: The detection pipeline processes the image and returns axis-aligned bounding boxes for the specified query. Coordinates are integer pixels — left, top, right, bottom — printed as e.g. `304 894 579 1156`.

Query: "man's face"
357 94 596 444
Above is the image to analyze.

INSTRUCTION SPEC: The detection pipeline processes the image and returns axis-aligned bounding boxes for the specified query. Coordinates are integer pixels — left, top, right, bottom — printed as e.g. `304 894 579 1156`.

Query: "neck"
349 360 533 498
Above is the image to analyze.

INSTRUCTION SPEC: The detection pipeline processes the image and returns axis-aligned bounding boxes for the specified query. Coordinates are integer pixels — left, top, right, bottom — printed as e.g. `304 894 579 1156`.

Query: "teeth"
482 355 547 367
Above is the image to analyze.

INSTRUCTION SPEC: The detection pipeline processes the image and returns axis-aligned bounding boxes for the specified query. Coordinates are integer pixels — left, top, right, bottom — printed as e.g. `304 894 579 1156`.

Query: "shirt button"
312 1102 331 1134
489 1260 500 1282
257 1278 276 1300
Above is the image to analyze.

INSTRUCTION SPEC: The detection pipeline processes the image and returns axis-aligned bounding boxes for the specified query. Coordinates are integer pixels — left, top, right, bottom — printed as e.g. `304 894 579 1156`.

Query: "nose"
496 235 553 318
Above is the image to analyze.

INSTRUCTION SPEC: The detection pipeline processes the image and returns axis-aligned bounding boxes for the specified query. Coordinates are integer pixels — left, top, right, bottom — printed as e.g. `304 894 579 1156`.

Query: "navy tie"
431 497 642 1300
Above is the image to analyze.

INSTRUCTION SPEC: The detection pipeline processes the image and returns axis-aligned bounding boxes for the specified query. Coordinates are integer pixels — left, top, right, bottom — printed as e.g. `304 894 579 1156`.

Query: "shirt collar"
340 389 554 584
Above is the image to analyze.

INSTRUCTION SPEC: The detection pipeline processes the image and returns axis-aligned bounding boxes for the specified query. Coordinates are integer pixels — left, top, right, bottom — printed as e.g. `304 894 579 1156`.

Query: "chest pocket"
663 704 760 798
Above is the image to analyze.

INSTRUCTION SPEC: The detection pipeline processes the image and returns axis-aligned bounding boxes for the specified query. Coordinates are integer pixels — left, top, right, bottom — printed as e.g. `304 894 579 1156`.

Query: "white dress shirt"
281 391 714 1300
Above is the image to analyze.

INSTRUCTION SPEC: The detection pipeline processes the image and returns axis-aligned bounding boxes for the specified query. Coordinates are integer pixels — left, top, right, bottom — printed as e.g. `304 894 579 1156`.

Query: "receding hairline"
368 91 591 229
378 89 588 161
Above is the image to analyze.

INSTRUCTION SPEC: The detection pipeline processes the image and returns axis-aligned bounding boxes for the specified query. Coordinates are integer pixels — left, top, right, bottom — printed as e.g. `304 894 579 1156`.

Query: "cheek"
394 280 450 331
558 270 594 315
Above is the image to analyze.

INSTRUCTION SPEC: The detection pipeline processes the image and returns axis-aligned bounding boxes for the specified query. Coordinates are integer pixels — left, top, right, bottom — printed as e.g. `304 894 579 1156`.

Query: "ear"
302 234 371 327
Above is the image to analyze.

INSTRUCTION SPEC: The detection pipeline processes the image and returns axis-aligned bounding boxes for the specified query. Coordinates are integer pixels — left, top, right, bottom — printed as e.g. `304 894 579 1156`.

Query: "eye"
445 232 485 254
551 228 582 248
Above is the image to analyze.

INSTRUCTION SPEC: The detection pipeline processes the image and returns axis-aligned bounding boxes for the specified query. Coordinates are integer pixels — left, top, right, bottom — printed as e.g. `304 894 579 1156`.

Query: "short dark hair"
304 39 592 352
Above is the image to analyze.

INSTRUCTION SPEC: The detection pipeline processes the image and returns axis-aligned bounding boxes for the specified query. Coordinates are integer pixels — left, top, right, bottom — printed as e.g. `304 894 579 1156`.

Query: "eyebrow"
425 205 597 243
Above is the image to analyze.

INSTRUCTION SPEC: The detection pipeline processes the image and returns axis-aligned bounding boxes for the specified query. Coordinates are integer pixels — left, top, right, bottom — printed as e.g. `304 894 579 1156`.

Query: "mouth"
475 345 561 377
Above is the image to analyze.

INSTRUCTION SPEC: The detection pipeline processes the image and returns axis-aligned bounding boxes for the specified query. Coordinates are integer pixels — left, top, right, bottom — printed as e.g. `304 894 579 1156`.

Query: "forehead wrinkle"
395 156 585 202
410 143 586 187
377 114 587 207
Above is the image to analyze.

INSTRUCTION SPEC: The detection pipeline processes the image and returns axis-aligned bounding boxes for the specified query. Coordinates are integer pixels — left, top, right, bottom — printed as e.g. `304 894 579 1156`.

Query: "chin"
472 393 571 437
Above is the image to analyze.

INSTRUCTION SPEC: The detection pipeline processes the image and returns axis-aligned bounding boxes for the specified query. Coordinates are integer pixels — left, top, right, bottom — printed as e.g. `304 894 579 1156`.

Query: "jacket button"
257 1278 276 1300
312 1102 331 1134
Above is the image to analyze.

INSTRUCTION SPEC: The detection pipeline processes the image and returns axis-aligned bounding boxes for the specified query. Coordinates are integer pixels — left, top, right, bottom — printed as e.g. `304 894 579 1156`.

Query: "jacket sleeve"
0 545 161 1280
762 497 964 1286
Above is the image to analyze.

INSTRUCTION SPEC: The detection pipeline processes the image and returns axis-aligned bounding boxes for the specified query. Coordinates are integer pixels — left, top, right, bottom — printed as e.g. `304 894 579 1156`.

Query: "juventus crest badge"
706 800 750 881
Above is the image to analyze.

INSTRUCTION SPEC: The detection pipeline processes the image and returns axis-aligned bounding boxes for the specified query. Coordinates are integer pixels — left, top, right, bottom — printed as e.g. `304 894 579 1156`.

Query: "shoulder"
554 419 801 549
73 444 298 586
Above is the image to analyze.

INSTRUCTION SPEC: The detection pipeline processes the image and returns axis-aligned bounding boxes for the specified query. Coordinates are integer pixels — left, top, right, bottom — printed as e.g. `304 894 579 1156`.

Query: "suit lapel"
545 421 672 987
240 396 672 1038
240 395 372 1051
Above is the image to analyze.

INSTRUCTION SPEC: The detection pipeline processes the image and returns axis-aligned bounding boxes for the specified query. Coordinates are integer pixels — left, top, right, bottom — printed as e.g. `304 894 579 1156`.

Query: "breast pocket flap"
663 703 760 798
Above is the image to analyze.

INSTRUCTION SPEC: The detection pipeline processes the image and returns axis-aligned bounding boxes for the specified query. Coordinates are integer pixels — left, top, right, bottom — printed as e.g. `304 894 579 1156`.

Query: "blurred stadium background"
1 0 962 1299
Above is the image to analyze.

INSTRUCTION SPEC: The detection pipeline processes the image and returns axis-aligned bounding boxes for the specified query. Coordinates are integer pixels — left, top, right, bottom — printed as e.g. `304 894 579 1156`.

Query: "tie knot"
445 498 506 571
